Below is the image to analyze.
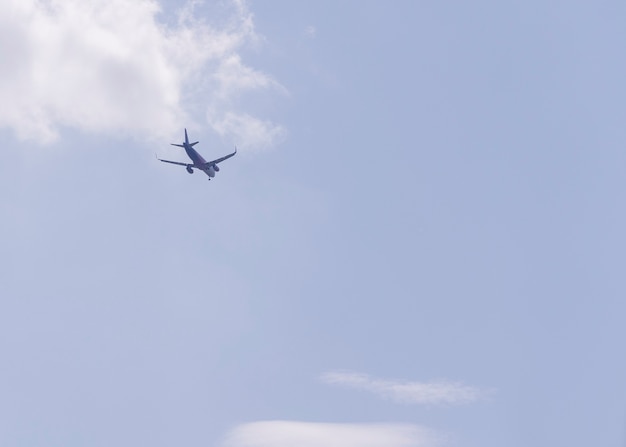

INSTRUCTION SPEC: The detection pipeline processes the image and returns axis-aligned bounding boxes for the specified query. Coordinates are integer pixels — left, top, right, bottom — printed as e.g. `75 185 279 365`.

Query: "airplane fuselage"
184 144 216 178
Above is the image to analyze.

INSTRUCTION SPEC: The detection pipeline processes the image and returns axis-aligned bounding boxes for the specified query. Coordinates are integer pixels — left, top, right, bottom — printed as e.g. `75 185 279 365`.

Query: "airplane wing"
158 158 193 168
206 148 237 166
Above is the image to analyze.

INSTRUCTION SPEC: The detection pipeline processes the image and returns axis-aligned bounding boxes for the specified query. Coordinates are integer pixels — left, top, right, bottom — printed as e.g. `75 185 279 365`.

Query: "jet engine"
213 164 220 172
186 166 193 174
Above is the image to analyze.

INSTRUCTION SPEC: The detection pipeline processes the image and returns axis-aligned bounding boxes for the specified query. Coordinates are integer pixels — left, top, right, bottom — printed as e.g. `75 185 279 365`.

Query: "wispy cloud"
321 371 486 406
305 25 317 38
0 0 284 149
207 109 286 150
221 421 441 447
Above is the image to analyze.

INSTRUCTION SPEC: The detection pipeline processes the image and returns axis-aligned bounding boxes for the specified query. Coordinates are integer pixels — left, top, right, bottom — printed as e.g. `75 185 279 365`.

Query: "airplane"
158 129 236 180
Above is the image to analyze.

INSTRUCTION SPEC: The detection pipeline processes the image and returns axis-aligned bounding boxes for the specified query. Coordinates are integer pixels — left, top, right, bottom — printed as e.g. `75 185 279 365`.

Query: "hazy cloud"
321 371 486 406
0 0 284 149
221 421 440 447
207 109 285 150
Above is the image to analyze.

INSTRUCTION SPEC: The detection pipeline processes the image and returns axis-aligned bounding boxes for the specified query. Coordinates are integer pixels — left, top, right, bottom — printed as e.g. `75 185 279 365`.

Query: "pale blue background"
1 1 625 446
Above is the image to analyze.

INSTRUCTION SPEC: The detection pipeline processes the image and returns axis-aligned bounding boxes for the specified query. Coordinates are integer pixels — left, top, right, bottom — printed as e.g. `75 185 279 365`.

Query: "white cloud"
0 0 284 149
321 371 486 406
214 54 285 100
221 421 440 447
207 109 285 150
305 25 317 38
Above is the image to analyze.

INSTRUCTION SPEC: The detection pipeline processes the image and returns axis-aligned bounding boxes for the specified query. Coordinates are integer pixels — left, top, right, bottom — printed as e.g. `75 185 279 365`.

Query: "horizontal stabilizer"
171 143 185 147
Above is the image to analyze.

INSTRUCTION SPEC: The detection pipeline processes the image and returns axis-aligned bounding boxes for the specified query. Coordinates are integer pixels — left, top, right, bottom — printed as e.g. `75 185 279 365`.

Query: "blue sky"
1 1 625 446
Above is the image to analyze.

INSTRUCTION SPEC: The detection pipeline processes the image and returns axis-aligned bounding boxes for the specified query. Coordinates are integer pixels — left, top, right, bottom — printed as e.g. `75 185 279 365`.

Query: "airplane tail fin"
184 128 199 146
171 128 199 147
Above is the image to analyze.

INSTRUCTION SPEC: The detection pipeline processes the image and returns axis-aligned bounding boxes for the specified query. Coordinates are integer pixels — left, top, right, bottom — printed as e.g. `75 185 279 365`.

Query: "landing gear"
186 166 193 174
